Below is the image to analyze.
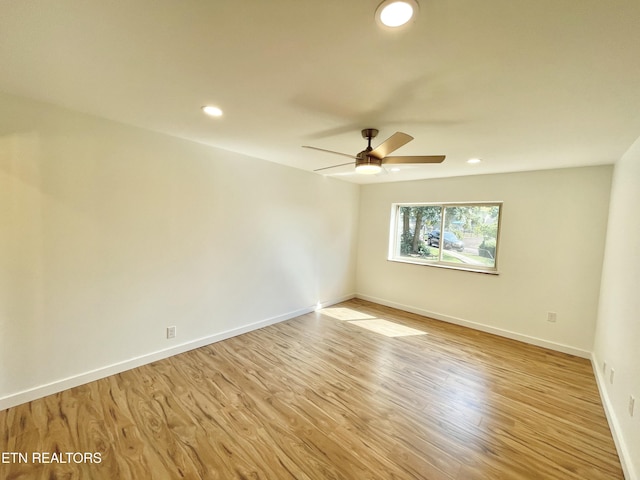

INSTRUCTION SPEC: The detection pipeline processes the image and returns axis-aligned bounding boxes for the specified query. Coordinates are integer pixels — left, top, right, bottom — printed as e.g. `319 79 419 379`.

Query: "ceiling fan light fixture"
355 156 383 174
356 164 383 174
376 0 419 28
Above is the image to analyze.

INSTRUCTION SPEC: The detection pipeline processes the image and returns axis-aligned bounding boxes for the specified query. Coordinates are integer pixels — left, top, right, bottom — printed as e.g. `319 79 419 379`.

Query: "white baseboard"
591 353 636 480
0 294 355 412
355 294 591 359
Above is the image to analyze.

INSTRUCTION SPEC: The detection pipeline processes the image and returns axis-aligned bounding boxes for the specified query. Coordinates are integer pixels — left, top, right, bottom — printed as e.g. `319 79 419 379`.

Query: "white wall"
356 166 612 356
593 136 640 480
0 92 359 408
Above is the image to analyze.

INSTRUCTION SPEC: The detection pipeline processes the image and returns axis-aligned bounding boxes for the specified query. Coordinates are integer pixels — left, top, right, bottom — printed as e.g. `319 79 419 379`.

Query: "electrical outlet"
547 312 557 323
610 368 615 384
167 326 176 339
630 396 636 417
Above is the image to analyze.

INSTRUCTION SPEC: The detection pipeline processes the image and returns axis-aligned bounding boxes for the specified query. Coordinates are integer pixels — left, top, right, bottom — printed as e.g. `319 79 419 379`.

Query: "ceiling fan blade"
369 132 413 159
382 155 446 164
313 161 355 172
302 145 357 160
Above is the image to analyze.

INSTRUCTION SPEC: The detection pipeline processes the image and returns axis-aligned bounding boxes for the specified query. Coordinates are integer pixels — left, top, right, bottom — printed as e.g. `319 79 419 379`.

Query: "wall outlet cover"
167 326 177 339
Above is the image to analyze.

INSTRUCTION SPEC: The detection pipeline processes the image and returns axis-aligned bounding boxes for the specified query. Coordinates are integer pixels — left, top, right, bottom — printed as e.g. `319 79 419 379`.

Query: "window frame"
388 201 503 274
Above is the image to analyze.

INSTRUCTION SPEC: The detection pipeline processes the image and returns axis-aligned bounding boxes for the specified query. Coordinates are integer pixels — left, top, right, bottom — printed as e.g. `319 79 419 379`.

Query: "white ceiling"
1 0 639 184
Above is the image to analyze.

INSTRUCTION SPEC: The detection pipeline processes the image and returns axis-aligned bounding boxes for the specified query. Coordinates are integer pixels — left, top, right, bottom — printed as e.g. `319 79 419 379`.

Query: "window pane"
396 205 442 260
390 202 501 273
442 205 500 268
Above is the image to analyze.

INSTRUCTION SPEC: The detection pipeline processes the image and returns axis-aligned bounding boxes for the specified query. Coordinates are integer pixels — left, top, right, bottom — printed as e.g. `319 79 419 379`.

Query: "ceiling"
1 0 639 184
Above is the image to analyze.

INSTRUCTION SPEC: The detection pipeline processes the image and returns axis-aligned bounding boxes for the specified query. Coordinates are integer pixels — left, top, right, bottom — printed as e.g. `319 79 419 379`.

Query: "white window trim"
388 201 503 274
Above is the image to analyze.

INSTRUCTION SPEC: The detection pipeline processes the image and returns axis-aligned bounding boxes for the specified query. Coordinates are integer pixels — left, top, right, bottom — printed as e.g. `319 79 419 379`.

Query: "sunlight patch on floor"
319 307 376 321
348 319 427 337
319 307 427 337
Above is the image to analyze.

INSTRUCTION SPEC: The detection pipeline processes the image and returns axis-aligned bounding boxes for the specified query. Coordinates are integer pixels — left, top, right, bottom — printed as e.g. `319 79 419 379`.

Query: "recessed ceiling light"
389 167 401 172
467 158 482 164
202 105 223 117
375 0 419 28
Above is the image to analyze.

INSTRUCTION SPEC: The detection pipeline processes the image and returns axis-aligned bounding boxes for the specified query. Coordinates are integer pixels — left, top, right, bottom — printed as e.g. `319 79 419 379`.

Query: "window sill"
388 257 500 275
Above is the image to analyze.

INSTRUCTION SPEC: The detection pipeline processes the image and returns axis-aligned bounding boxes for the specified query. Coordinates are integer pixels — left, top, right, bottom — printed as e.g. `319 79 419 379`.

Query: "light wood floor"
0 299 623 479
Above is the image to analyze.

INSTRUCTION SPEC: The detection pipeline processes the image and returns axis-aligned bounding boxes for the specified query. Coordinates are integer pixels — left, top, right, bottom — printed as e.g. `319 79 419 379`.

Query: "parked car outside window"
427 230 465 252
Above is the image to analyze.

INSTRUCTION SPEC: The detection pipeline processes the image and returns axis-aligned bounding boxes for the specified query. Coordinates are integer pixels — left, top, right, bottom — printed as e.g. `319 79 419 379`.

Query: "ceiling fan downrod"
356 128 383 173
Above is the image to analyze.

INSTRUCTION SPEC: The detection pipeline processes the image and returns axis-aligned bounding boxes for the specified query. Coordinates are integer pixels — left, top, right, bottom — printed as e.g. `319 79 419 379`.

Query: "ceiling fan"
303 128 445 175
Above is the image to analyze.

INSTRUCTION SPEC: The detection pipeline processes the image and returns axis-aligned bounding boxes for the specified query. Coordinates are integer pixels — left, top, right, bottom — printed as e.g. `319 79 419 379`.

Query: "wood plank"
0 299 624 479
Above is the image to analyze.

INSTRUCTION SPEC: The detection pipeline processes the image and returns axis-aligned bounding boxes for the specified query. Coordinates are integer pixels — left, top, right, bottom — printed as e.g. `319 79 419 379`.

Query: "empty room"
1 1 639 479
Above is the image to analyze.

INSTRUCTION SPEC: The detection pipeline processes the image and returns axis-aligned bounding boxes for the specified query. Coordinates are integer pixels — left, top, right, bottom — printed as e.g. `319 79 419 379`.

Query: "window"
389 202 502 273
